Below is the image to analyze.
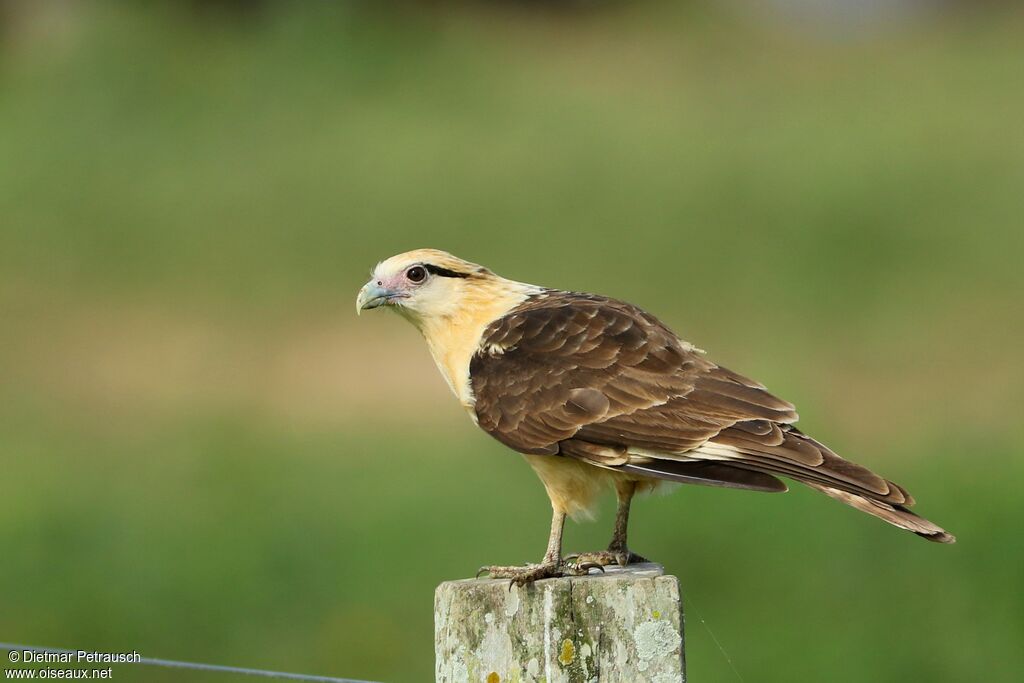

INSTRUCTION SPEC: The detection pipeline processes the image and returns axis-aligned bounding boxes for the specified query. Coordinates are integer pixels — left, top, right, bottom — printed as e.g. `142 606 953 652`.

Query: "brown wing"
470 291 953 543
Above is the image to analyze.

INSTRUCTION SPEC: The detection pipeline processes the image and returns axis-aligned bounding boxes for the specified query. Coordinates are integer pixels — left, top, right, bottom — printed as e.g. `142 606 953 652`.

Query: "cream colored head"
357 249 542 406
355 249 502 325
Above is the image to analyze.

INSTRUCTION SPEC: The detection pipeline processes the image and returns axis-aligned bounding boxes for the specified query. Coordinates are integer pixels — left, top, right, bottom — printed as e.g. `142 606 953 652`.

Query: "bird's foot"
565 548 648 568
476 559 604 586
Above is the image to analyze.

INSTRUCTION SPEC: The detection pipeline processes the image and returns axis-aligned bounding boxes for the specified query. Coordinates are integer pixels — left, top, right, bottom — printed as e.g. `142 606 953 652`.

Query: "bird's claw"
566 560 605 575
565 549 648 568
475 558 607 586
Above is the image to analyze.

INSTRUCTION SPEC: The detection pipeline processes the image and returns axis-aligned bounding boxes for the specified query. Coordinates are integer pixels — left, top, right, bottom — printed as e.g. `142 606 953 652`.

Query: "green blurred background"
1 1 1022 681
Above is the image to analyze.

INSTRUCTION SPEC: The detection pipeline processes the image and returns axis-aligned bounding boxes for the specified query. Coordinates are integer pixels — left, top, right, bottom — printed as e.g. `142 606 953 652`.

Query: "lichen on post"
434 563 684 683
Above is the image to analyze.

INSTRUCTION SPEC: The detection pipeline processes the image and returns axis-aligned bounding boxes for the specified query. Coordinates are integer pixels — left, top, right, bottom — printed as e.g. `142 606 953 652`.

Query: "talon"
476 567 490 579
510 574 534 588
474 561 564 585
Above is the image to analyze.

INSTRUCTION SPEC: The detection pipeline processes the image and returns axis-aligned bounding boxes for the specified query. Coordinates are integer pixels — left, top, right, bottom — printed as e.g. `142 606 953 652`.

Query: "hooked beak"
356 281 398 315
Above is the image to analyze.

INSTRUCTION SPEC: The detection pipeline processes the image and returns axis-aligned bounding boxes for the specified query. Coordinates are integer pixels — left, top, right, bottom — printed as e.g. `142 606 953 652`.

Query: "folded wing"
470 291 953 543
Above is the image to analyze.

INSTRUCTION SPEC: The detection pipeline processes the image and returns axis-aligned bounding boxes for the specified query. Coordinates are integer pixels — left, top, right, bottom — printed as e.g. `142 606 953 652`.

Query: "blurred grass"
1 408 1019 682
1 2 1022 681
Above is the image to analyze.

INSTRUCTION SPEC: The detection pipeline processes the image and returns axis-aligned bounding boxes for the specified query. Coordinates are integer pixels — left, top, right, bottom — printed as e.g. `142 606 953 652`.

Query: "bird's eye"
406 266 427 283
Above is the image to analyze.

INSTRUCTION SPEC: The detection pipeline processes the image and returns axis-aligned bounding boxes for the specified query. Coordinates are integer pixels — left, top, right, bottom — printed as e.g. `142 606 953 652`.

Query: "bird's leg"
477 507 602 585
605 480 649 564
567 480 649 568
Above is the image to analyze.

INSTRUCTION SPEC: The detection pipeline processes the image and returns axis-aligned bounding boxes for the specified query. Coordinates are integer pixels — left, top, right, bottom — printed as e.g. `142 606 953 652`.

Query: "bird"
356 249 954 584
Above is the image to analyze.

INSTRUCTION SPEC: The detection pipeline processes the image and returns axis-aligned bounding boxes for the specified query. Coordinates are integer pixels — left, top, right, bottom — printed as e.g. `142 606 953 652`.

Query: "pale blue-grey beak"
356 281 396 314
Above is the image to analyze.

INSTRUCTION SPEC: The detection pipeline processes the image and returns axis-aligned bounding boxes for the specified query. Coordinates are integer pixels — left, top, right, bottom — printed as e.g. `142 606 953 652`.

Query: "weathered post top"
435 563 684 683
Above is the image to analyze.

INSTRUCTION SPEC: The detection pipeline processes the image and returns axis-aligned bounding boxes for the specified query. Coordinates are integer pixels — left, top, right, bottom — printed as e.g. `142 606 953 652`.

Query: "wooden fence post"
435 563 684 683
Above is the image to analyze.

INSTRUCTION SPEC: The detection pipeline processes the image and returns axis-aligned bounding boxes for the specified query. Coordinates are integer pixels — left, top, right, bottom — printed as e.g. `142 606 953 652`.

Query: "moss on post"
435 563 684 683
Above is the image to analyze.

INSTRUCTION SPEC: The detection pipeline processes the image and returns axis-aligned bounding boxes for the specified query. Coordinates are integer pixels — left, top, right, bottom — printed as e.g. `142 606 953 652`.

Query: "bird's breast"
415 279 540 420
430 340 477 410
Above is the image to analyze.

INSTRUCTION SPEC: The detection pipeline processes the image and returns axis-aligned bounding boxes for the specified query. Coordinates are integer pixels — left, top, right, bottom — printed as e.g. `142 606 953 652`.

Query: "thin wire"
682 591 746 683
0 642 380 683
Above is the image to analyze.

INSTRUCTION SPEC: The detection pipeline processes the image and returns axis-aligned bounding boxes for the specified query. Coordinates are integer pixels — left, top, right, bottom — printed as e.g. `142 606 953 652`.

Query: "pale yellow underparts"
523 455 672 519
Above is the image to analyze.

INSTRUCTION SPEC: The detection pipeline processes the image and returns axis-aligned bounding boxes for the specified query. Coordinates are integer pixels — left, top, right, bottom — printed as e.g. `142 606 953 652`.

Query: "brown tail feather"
561 440 789 493
803 481 955 543
619 460 789 493
561 433 956 543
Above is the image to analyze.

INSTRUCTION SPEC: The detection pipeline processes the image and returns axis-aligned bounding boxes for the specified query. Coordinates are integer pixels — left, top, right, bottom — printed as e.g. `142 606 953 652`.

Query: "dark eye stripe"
423 264 471 279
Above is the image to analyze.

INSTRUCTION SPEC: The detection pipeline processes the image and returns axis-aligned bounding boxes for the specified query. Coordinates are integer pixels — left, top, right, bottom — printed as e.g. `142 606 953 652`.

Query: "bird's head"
356 249 498 325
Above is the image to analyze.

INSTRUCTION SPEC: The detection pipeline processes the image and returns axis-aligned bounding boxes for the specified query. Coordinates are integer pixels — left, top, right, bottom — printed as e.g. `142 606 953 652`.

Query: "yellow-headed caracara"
357 249 954 584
